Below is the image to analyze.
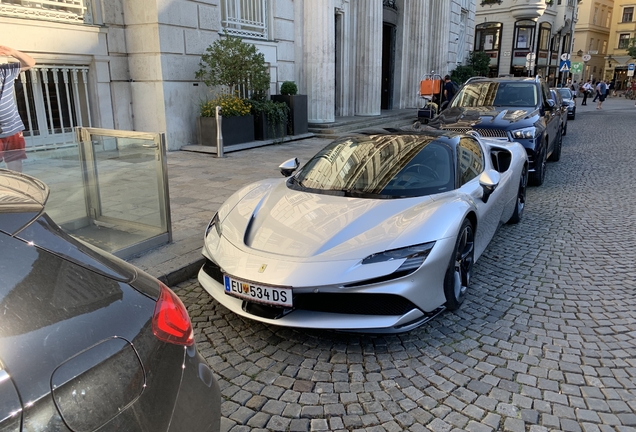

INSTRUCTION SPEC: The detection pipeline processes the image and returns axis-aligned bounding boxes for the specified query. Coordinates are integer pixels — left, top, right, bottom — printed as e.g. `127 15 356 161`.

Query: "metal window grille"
15 65 93 151
221 0 268 39
0 0 91 24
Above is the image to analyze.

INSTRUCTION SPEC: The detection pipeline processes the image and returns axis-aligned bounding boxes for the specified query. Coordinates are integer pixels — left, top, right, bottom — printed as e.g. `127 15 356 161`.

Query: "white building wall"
3 0 477 151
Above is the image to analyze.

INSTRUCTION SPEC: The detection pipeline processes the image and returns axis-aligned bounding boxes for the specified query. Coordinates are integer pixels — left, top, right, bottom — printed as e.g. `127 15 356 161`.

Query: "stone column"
401 2 430 108
304 0 335 123
430 1 451 76
354 1 383 116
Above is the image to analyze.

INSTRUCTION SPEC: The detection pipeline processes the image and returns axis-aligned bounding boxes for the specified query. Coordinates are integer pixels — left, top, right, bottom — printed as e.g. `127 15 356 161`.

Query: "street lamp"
577 49 583 57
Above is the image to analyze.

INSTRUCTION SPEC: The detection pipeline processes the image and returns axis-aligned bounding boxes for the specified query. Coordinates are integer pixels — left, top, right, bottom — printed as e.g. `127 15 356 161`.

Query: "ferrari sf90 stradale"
199 129 528 333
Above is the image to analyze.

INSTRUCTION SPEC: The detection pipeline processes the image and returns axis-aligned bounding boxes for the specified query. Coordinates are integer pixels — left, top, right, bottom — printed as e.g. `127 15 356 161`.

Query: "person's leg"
6 160 22 172
3 132 27 173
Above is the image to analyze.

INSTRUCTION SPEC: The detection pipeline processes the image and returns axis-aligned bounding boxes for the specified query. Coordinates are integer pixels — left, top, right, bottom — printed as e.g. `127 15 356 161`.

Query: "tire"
529 145 547 186
562 121 567 136
549 130 562 162
443 219 474 311
507 165 527 224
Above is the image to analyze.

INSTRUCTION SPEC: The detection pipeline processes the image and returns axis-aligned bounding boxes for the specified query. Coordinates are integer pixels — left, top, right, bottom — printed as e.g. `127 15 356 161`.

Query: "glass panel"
16 128 171 258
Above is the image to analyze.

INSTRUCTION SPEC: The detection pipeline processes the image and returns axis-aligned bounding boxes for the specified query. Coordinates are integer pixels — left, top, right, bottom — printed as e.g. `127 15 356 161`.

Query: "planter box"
254 112 287 140
271 94 308 135
197 115 254 147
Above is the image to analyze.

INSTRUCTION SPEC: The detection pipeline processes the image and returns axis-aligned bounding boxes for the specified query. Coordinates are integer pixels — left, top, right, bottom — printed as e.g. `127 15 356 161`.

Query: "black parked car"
554 87 576 120
550 88 568 137
430 76 562 186
0 170 221 431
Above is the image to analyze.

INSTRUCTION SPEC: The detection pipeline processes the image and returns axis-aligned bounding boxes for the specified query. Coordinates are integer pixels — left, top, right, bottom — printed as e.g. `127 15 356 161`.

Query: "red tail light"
152 283 194 346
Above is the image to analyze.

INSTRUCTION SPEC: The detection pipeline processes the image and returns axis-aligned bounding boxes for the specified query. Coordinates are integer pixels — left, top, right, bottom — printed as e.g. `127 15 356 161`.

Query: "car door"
455 137 504 259
541 83 559 153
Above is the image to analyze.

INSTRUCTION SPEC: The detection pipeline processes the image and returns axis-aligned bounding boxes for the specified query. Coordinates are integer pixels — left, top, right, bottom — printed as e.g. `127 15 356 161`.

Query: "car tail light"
152 283 194 346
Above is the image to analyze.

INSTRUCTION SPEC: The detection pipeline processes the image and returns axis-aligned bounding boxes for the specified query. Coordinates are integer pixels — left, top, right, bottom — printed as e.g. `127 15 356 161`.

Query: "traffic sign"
560 53 571 61
629 63 635 77
559 60 571 72
582 54 591 62
571 62 583 73
526 53 536 61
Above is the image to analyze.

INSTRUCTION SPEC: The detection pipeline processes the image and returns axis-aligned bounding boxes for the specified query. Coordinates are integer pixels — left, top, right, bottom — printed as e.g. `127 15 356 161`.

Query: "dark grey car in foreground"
0 170 220 431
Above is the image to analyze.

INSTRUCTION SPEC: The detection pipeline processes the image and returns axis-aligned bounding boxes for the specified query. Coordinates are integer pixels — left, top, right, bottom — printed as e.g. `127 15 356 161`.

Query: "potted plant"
250 98 289 141
197 93 254 147
195 34 270 146
271 81 308 135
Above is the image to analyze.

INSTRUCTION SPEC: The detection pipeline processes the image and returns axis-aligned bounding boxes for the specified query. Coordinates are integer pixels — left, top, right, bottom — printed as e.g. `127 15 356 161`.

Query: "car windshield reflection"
290 134 455 198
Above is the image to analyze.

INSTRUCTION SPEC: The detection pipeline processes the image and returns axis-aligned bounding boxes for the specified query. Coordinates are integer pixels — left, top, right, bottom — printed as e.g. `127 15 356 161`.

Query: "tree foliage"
196 34 270 98
450 51 492 85
628 39 636 59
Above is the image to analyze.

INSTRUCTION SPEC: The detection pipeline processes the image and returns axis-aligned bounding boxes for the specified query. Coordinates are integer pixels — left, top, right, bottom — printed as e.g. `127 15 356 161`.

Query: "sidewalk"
128 95 635 286
127 136 332 286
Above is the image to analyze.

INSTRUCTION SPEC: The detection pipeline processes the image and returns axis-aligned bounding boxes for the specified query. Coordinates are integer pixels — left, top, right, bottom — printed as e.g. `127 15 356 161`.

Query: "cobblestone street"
172 101 636 432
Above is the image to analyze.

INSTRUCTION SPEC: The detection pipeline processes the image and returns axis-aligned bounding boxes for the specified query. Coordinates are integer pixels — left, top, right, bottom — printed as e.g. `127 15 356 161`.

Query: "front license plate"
224 275 293 308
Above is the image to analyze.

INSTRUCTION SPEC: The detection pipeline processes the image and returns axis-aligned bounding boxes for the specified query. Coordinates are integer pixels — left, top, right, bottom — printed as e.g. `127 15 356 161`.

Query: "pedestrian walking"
0 46 36 173
593 81 601 102
581 80 592 105
596 80 607 110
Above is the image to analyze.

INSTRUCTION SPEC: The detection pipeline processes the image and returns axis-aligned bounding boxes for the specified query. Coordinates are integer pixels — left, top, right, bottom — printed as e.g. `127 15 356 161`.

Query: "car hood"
219 179 460 260
430 106 539 130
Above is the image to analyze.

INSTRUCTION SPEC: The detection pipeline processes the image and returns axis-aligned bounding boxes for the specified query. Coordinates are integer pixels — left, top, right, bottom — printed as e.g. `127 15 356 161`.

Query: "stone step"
308 111 418 139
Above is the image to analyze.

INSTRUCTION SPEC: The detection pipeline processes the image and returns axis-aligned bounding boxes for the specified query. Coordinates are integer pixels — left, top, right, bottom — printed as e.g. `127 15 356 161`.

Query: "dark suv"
430 76 562 186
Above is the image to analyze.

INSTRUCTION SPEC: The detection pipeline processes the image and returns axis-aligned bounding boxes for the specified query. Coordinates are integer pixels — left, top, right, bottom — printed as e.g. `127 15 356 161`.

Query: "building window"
602 40 607 54
514 20 535 49
538 23 551 50
622 7 633 22
618 33 631 49
593 7 598 25
475 22 502 51
221 0 269 39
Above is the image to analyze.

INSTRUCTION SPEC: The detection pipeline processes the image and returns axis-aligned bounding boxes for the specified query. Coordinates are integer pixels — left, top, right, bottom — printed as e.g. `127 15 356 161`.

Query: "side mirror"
279 158 299 177
479 169 501 203
546 99 556 110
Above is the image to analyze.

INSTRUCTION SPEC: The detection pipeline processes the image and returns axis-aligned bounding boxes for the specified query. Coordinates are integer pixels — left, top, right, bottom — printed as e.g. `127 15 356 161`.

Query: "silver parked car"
198 130 528 333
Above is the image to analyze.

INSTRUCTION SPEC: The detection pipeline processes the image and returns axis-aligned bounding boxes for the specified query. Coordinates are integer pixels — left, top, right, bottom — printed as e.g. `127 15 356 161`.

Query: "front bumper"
197 236 456 333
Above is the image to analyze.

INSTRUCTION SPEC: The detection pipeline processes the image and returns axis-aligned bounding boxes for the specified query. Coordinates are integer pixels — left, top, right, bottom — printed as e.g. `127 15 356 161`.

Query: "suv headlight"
511 127 538 140
362 242 436 272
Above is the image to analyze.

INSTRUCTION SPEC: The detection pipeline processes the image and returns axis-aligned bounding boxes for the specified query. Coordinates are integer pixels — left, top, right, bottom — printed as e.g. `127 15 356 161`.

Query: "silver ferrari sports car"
198 129 528 333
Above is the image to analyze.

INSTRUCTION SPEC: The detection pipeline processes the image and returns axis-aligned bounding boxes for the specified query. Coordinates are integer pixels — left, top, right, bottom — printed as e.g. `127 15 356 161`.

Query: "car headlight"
362 242 436 272
205 213 222 238
511 127 538 140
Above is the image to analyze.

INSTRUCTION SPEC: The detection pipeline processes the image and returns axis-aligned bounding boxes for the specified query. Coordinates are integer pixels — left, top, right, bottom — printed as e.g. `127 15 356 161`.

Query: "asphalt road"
172 100 636 432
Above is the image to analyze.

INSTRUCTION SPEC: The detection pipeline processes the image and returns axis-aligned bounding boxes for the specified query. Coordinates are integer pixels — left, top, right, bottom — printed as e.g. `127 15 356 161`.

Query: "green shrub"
196 33 270 97
280 81 298 96
200 93 251 118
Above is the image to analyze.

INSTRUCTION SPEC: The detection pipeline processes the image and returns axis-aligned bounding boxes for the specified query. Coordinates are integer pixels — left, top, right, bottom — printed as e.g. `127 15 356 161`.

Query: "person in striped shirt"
0 46 36 172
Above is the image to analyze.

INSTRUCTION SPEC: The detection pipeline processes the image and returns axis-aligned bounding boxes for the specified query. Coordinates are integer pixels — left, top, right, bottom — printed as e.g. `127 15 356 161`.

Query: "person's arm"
0 46 36 72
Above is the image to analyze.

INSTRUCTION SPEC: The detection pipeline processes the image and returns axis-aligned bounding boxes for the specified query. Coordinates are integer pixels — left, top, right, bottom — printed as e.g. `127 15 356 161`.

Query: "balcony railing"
221 0 268 39
0 0 91 24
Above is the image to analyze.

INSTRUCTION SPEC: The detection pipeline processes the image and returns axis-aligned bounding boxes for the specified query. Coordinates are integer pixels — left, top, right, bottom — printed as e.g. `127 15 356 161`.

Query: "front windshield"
290 134 455 198
451 82 538 108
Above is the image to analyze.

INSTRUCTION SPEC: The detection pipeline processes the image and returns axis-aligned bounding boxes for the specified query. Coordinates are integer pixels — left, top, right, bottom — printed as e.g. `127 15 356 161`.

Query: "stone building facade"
2 0 475 151
474 0 579 87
